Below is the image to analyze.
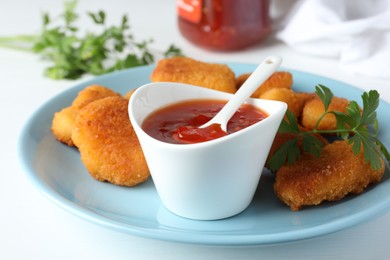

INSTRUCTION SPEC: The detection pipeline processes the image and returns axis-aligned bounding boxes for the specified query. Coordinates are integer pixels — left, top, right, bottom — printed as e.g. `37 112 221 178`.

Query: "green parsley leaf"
0 0 183 80
268 85 390 172
315 84 333 111
302 134 324 157
278 110 300 134
88 11 105 24
268 138 301 172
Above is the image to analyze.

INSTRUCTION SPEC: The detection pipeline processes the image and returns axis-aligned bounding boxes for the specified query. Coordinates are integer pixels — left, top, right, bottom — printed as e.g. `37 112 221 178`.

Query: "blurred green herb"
267 84 390 172
0 0 183 79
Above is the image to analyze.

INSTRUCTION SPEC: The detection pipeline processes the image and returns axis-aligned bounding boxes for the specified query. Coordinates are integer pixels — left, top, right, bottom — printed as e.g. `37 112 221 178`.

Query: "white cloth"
276 0 390 79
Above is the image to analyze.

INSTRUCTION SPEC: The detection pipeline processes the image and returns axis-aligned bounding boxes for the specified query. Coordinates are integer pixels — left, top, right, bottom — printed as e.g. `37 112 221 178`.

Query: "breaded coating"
301 96 350 130
236 71 293 98
274 140 385 211
151 57 237 93
51 85 120 146
72 96 149 186
260 88 314 118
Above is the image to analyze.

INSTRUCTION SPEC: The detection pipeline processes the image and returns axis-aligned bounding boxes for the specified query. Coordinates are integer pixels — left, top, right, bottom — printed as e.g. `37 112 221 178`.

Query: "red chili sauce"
141 99 268 144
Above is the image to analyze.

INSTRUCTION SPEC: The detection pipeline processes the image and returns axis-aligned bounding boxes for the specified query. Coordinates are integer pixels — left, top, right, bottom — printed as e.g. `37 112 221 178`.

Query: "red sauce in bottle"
177 0 270 51
142 99 268 144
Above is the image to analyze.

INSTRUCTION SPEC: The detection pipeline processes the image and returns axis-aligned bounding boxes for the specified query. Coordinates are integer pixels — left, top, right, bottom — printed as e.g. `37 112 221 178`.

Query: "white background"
1 0 390 259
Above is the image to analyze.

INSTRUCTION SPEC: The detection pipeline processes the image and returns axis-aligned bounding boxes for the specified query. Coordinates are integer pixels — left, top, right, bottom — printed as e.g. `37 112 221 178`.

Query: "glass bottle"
177 0 270 51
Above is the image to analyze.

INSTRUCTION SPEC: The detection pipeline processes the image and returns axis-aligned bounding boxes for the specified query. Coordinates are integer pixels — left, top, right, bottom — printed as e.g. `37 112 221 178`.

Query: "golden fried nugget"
72 96 149 186
51 85 120 146
123 89 136 100
236 71 293 98
260 88 313 118
301 96 350 130
72 84 120 109
274 140 385 211
51 107 78 146
151 57 236 93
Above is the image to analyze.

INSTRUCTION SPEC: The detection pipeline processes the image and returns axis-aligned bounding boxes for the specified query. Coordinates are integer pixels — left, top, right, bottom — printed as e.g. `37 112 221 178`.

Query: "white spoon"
200 55 282 132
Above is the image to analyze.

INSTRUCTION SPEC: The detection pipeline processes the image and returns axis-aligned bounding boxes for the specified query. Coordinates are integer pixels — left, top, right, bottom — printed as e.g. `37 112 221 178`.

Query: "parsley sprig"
0 0 182 79
268 84 390 171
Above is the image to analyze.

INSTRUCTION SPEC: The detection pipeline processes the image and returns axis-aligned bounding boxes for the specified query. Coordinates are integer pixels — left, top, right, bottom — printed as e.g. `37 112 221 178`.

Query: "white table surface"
1 0 390 259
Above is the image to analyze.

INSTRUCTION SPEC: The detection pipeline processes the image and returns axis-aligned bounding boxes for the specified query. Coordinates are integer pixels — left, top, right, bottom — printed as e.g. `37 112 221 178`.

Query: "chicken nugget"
274 140 385 211
260 88 313 118
236 71 293 98
72 84 120 109
51 85 120 146
151 57 236 93
301 96 349 130
51 107 78 146
123 88 136 100
72 96 149 186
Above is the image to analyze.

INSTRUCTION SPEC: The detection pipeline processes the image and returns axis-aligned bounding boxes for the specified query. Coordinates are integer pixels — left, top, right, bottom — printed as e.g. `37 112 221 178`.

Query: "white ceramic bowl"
129 82 287 220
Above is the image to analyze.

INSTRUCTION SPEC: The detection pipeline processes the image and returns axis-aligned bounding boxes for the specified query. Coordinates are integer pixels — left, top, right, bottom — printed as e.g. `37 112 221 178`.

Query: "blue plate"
18 64 390 246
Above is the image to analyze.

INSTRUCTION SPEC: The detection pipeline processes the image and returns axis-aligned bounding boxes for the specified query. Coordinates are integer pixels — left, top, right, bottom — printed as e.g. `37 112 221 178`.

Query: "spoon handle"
202 55 282 131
